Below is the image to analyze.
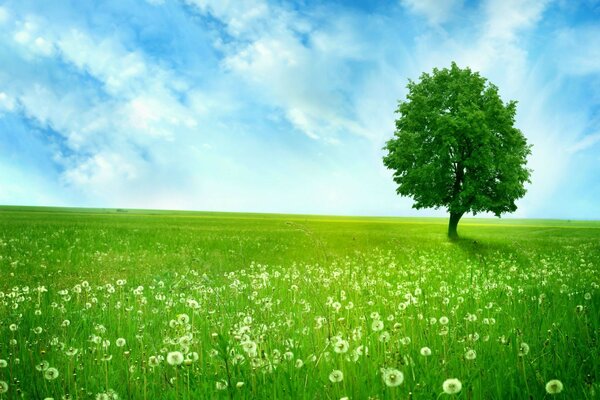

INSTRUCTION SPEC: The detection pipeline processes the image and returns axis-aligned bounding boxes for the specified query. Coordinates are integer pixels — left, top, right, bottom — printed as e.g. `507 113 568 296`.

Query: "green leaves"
384 62 531 225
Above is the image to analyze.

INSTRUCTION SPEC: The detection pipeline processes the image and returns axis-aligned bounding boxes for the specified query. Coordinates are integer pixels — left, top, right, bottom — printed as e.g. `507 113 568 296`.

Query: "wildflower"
216 380 228 390
518 342 530 356
545 379 564 394
0 381 7 394
442 378 462 394
464 349 476 360
9 324 18 331
334 340 350 354
44 367 59 380
329 369 344 383
65 347 79 357
101 354 113 362
148 356 160 367
439 316 449 325
355 345 368 356
295 359 304 368
33 326 43 334
177 314 190 324
236 382 244 388
62 320 71 327
167 351 184 366
379 331 391 342
420 347 432 356
372 320 384 331
116 338 126 347
36 360 50 371
0 359 6 368
382 368 404 387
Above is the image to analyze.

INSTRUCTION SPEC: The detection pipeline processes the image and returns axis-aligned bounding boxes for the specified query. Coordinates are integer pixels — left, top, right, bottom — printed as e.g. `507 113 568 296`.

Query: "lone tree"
383 62 531 239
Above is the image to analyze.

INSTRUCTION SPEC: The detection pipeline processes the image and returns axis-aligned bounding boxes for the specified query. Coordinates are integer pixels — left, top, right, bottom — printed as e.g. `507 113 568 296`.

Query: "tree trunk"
448 212 463 239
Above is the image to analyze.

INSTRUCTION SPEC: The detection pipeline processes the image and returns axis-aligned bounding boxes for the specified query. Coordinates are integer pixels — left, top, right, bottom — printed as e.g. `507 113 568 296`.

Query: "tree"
383 62 531 239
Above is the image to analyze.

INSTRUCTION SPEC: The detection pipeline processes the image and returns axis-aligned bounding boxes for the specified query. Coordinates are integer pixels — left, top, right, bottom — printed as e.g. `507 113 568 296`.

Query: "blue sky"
1 0 599 218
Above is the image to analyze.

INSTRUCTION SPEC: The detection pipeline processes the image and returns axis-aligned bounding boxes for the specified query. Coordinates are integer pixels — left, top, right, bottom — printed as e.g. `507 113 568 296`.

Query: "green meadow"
0 206 598 399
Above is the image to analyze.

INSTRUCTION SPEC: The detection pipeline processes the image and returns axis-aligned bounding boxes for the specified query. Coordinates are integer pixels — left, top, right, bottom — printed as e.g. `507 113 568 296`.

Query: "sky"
0 0 599 219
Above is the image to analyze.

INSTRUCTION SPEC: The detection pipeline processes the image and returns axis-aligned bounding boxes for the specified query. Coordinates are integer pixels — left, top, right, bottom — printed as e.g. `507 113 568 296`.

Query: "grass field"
0 206 598 399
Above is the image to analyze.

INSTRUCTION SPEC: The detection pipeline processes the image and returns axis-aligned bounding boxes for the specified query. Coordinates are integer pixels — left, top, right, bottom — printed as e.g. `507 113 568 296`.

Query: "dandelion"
334 339 350 354
379 331 391 342
33 326 43 334
65 347 78 357
372 320 384 331
0 359 7 368
329 369 344 383
116 338 126 347
177 313 190 324
420 347 432 356
9 324 17 331
101 354 113 362
148 356 160 367
0 380 7 394
36 360 50 371
382 368 404 387
442 378 462 394
439 316 449 325
545 379 564 394
295 359 304 368
216 380 228 390
464 349 477 360
518 342 530 356
44 367 59 380
167 351 184 366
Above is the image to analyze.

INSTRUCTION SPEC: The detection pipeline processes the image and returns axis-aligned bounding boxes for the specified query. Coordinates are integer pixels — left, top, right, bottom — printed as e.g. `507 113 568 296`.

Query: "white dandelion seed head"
518 342 530 356
44 367 59 380
420 347 432 356
329 369 344 383
333 339 349 354
148 356 160 367
177 313 190 324
116 338 126 347
382 368 404 387
464 349 477 360
442 378 462 394
216 380 228 390
167 351 184 366
36 360 50 371
0 380 8 394
545 379 564 394
371 320 384 332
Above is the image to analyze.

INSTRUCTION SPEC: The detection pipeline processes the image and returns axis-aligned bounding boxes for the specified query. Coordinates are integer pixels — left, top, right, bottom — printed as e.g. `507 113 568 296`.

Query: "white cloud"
567 133 600 154
0 92 16 112
0 6 10 24
482 0 548 41
400 0 463 25
556 26 600 75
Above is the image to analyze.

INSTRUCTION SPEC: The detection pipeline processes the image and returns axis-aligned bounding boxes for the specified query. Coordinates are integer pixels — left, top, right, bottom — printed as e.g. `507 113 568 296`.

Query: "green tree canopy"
383 62 531 238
